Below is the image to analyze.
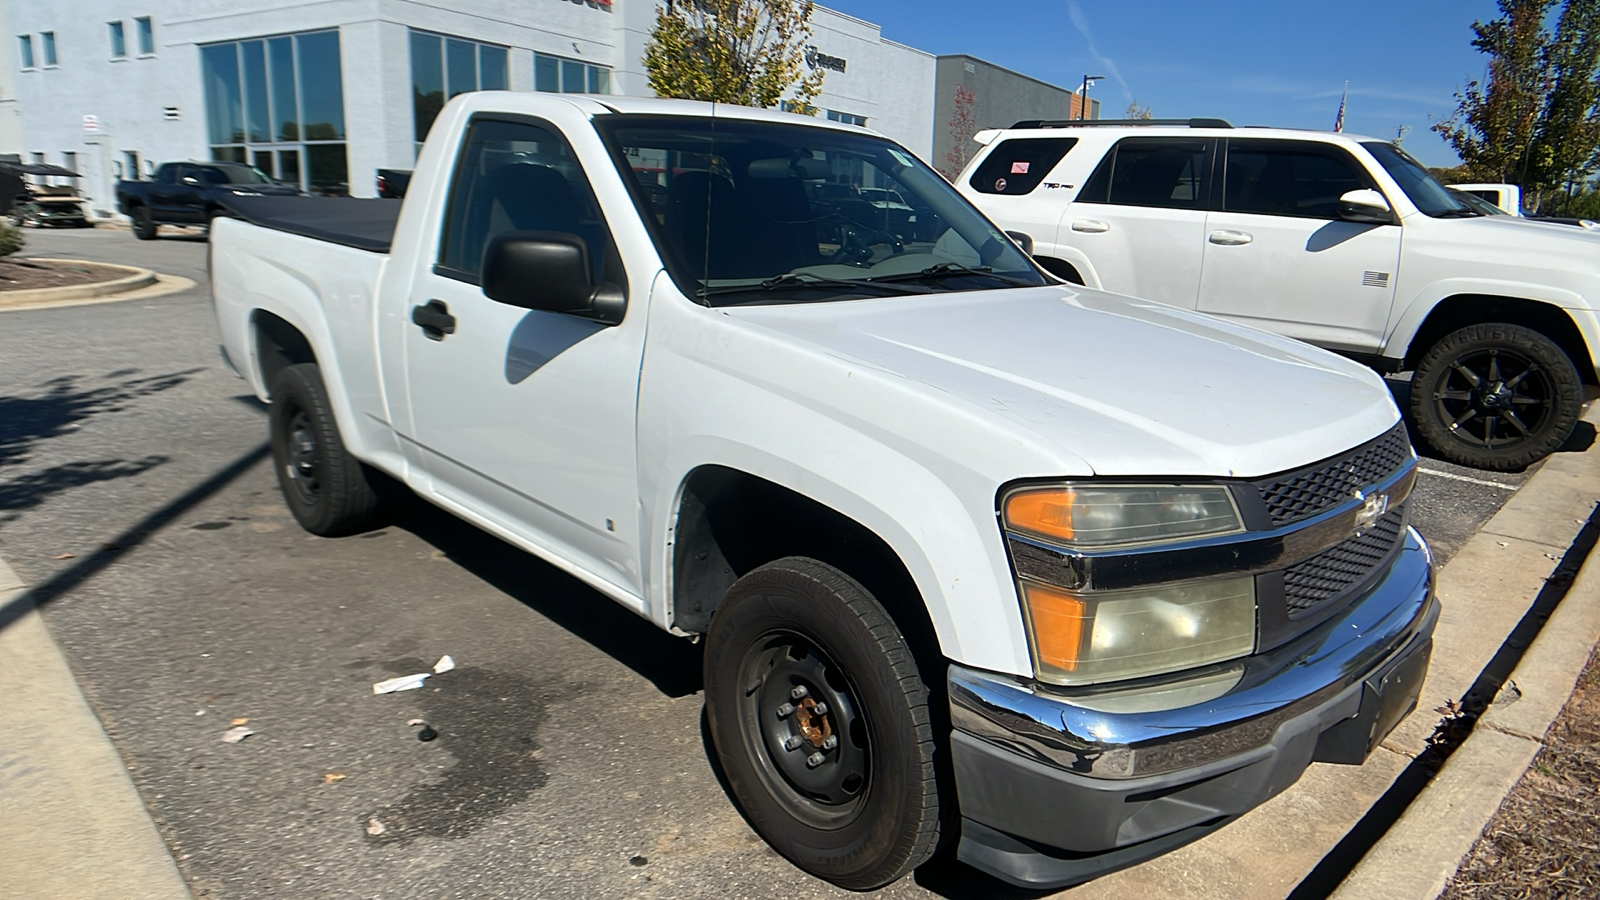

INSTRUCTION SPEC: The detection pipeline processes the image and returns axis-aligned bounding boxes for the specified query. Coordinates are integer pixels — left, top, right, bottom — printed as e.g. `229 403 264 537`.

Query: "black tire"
704 557 939 890
1409 323 1583 470
131 206 157 240
268 363 385 535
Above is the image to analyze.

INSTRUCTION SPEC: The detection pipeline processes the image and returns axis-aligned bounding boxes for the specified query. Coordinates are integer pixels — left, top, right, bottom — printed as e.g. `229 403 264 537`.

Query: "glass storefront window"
533 52 611 95
409 29 510 146
202 29 348 195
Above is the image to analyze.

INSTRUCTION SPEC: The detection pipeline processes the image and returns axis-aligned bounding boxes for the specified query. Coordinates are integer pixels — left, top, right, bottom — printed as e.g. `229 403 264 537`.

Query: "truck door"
1061 136 1214 307
397 116 648 599
1196 139 1401 352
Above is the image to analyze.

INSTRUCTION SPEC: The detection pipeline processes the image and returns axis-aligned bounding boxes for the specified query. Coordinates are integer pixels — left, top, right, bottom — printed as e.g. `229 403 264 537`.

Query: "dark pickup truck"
117 161 300 239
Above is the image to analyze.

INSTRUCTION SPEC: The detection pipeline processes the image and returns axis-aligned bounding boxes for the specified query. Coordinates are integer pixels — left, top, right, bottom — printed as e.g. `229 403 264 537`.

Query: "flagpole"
1335 81 1348 133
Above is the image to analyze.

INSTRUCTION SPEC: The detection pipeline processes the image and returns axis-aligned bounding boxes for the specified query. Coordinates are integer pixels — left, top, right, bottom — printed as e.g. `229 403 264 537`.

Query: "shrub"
0 223 24 257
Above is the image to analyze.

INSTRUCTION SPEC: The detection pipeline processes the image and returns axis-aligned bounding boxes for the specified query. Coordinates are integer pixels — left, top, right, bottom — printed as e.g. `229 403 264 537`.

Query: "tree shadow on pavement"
0 368 201 519
392 497 705 699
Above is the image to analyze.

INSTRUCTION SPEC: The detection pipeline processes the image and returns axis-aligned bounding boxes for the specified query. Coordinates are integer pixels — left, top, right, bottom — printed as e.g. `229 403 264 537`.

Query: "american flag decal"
1362 271 1390 288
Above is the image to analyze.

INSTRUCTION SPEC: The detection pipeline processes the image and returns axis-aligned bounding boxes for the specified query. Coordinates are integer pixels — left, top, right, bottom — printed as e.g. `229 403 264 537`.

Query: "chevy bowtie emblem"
1352 489 1389 536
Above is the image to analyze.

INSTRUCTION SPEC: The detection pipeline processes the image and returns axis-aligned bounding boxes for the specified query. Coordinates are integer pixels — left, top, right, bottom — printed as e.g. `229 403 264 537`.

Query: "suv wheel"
1409 323 1583 470
703 557 941 890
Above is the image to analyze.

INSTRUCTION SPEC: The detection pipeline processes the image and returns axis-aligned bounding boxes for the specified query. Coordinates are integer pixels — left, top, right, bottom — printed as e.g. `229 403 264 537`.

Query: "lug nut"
806 752 826 768
812 702 828 716
790 685 809 700
783 735 804 751
776 703 795 718
821 735 838 750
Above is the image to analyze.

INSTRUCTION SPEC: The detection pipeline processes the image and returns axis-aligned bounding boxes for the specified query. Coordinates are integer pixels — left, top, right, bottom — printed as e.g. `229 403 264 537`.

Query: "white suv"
959 118 1600 470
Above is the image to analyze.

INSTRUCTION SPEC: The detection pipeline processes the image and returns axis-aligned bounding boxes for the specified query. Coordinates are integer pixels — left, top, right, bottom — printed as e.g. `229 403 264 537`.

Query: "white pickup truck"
959 119 1600 471
210 94 1436 890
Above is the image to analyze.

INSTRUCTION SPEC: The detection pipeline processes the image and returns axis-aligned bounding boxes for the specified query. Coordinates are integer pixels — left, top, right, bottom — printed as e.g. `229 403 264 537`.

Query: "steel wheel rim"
736 630 872 830
1429 346 1555 451
285 407 320 505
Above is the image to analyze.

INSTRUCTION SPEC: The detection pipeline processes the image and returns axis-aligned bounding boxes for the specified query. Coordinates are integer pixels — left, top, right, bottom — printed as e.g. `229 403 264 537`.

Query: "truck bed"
217 196 401 253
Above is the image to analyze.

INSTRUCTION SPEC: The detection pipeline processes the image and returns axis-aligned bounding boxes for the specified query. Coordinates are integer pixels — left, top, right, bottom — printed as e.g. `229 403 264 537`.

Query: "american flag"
1334 83 1347 132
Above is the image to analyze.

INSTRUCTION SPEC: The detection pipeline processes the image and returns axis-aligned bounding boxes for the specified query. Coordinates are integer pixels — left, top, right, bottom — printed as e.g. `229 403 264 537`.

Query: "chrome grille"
1283 508 1405 617
1254 424 1412 526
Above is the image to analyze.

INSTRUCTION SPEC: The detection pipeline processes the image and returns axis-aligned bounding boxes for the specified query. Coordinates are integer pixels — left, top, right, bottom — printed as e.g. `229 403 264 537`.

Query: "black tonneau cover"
217 195 402 253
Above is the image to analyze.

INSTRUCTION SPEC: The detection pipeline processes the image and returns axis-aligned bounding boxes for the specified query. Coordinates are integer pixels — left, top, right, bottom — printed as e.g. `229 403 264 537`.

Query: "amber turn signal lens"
1020 582 1087 672
1005 489 1075 543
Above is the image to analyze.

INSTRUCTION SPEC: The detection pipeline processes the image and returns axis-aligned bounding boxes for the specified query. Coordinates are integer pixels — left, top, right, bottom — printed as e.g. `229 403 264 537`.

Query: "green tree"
1435 0 1600 212
643 0 826 109
1124 101 1153 120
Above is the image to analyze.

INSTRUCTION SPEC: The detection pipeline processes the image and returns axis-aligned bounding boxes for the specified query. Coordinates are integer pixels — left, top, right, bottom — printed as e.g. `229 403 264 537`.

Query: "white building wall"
10 0 944 211
0 0 21 155
804 8 935 161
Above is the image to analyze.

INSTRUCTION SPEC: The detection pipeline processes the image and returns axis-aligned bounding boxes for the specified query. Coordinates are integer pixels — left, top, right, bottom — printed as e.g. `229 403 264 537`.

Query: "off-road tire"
704 557 940 890
131 206 157 240
268 363 385 535
1409 323 1583 470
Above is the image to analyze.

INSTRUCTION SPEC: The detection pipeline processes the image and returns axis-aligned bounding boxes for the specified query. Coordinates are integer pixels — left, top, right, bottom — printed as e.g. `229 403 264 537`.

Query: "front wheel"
1409 323 1583 470
703 557 940 890
268 363 385 535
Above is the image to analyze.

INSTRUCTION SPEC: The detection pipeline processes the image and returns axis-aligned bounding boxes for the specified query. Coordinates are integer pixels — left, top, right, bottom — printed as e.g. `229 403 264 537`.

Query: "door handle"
1208 230 1254 245
1070 219 1110 233
411 300 456 340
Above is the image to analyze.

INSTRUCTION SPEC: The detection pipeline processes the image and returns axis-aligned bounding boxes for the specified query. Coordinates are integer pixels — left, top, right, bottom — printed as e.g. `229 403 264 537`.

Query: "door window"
1223 141 1369 219
1079 138 1211 209
437 117 613 284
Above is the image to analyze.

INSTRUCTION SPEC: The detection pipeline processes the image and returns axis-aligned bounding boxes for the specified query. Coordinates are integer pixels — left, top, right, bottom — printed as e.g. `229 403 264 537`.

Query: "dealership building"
7 1 1090 217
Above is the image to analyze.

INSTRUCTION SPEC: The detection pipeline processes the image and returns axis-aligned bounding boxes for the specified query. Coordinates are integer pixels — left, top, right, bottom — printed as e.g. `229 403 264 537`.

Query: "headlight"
1004 484 1243 548
1020 577 1256 685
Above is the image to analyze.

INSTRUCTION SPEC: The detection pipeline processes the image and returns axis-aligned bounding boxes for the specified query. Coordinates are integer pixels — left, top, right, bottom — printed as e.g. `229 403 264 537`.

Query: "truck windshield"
595 115 1047 305
1361 142 1475 218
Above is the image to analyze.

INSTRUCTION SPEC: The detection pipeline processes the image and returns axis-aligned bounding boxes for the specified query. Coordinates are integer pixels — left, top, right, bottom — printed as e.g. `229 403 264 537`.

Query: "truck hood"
730 285 1400 479
224 183 302 196
1435 212 1600 253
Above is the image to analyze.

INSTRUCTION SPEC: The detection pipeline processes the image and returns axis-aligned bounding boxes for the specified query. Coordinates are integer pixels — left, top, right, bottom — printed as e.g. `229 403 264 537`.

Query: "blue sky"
822 0 1502 167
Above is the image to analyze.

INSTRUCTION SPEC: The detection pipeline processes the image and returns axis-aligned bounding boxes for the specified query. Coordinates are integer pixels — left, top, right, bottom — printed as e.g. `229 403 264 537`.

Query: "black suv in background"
117 161 301 239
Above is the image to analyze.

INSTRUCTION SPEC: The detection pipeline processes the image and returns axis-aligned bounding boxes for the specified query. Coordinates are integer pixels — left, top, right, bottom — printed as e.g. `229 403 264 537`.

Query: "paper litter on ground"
433 655 455 674
372 673 430 694
221 726 254 743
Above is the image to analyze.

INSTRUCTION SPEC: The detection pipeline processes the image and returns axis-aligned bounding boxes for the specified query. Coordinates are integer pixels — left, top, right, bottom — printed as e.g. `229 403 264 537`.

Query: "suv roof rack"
1009 117 1234 129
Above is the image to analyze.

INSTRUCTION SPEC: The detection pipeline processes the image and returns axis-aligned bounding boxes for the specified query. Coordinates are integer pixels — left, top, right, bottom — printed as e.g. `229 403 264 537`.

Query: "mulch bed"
1441 643 1600 899
0 258 131 291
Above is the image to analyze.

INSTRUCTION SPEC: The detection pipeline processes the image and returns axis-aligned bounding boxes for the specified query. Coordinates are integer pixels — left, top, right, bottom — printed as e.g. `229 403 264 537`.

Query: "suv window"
1078 138 1211 209
969 137 1077 195
438 117 612 283
1224 141 1368 219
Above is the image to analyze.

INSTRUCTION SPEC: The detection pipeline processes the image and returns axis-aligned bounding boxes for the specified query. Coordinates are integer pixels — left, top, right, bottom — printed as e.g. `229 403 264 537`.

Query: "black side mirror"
481 230 625 325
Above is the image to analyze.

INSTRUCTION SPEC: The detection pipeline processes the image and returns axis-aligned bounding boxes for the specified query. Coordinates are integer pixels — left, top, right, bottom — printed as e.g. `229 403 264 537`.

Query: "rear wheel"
704 557 940 890
1409 323 1583 470
268 363 385 535
131 206 157 240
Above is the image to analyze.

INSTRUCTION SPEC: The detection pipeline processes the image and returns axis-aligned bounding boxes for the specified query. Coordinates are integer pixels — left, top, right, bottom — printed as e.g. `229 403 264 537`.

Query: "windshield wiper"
866 262 1038 287
697 271 930 300
1434 207 1484 218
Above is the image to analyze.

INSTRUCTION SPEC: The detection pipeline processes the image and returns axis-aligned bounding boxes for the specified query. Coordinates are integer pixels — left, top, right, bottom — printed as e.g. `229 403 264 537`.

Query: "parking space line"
1416 465 1519 490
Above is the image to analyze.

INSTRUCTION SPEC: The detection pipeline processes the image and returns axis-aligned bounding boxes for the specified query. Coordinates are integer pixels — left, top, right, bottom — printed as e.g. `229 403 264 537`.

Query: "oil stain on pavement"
363 658 554 845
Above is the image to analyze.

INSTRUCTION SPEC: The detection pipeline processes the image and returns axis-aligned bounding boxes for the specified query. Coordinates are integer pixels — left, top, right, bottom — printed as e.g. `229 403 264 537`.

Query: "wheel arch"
1402 295 1597 385
1033 255 1085 285
251 309 318 401
670 465 943 676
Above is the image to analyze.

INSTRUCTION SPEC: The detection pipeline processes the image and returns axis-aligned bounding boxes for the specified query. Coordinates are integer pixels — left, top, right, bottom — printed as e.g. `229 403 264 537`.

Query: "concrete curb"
0 557 192 899
0 272 196 312
1330 489 1600 899
0 258 156 307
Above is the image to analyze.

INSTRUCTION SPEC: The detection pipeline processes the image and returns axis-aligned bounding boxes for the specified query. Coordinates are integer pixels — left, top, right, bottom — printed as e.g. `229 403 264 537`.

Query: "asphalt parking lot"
0 227 1583 898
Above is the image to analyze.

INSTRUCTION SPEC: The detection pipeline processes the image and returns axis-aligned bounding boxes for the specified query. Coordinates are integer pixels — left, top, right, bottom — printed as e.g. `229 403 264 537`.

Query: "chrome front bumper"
949 526 1437 888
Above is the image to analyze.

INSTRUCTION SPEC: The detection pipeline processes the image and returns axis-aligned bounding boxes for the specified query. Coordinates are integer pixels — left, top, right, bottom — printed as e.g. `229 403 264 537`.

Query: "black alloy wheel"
1410 323 1583 470
704 557 940 890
